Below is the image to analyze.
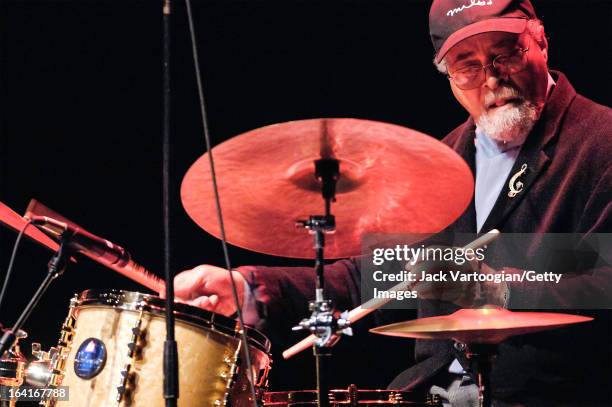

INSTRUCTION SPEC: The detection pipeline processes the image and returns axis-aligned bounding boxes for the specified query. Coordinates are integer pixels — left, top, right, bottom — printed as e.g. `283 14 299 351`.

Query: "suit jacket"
238 71 612 405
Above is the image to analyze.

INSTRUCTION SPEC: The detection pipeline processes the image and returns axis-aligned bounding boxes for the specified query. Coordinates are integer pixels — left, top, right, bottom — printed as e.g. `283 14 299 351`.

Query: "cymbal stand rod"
282 230 501 359
313 226 329 407
294 158 351 407
466 344 495 407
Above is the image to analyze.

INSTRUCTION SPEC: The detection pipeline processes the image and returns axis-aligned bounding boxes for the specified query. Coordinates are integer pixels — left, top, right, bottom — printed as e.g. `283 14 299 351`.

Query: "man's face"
445 31 549 142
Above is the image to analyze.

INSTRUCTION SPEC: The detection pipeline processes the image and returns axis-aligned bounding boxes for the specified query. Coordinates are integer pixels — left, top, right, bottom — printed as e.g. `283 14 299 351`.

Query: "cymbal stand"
295 158 352 407
464 343 496 407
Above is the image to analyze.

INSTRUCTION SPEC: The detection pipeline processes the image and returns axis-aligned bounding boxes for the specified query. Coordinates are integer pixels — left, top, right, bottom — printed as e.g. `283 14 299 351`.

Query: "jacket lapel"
479 71 577 232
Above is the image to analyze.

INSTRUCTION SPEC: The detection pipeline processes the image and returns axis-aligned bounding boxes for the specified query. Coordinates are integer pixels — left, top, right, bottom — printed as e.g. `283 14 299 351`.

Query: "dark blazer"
388 71 612 405
239 71 612 405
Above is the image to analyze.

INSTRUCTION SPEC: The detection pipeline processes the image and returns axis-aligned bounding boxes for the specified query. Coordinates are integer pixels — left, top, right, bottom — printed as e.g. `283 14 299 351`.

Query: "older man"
171 0 611 405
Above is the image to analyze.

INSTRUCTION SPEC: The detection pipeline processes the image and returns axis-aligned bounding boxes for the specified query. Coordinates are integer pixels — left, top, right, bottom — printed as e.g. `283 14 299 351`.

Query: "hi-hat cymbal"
370 306 593 344
181 118 474 259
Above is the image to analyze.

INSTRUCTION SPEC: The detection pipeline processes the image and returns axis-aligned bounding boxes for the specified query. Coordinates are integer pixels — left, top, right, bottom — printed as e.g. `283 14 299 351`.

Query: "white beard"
476 87 542 143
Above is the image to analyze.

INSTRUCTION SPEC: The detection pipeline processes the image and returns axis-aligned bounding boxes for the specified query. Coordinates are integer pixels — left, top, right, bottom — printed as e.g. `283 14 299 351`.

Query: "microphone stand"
162 0 179 406
0 238 71 356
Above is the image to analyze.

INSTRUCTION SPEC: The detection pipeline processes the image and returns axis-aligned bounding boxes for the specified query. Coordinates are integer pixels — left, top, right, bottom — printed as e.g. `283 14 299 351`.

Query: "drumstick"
282 229 501 359
1 199 164 293
81 253 165 293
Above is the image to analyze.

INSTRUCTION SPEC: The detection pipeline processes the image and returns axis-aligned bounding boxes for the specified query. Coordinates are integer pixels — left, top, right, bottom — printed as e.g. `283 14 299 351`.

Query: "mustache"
484 86 525 107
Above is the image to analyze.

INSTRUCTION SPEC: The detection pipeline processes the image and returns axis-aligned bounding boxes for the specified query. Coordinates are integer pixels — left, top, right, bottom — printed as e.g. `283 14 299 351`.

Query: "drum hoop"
74 289 271 353
263 389 431 405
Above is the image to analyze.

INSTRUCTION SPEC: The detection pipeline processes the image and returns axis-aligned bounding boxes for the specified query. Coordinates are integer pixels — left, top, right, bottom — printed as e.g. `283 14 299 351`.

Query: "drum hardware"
220 342 242 405
282 231 501 360
28 296 78 407
0 329 27 407
23 343 58 388
462 344 496 407
0 236 72 359
291 154 354 407
261 386 443 406
116 305 145 404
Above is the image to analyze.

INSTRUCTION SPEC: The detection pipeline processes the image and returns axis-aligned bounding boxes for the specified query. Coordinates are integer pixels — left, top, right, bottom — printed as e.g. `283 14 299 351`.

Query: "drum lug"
116 306 145 405
33 296 78 407
427 393 441 405
116 364 135 403
347 384 357 406
217 345 242 406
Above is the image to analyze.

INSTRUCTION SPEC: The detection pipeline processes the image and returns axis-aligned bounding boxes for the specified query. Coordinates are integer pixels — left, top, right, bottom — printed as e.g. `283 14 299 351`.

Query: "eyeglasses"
447 39 531 90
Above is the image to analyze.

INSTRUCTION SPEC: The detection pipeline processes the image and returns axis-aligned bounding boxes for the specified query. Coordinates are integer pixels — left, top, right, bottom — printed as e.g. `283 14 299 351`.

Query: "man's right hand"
161 265 247 317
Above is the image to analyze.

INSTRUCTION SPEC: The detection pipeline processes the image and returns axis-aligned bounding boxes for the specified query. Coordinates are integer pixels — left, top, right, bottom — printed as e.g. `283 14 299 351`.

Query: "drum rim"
263 389 433 405
74 289 271 353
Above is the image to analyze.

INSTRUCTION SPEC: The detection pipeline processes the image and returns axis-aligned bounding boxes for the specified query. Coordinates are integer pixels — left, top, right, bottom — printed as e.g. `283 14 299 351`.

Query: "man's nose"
485 74 500 90
483 65 507 90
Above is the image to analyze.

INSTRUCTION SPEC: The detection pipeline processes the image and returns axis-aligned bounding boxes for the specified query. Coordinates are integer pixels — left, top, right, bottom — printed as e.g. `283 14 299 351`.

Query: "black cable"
184 1 258 405
0 220 33 317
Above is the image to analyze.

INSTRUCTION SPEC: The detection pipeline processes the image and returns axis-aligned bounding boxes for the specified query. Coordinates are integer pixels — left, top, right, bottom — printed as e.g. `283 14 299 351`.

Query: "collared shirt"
474 127 525 232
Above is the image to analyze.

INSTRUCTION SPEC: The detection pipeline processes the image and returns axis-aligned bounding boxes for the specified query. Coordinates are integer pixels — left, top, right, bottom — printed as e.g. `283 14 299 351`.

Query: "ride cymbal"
181 118 474 258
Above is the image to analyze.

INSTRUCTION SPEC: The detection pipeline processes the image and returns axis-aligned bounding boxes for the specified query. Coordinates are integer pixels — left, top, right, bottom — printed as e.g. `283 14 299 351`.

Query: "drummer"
171 0 612 406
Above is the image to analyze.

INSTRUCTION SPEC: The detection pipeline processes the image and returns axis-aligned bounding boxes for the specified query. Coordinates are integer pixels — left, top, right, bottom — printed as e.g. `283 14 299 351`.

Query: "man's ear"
531 21 548 62
540 36 549 62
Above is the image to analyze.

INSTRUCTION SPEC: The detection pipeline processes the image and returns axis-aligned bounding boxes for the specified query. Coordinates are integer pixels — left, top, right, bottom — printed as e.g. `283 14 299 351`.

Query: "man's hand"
414 258 511 308
160 265 246 317
407 245 480 308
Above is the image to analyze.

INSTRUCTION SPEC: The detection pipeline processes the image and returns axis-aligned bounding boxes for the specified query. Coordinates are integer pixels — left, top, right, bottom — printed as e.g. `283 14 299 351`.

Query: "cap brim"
435 18 528 63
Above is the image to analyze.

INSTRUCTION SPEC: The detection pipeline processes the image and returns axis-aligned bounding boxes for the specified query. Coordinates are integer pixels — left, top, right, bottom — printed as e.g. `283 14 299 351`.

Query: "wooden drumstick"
1 200 165 293
282 229 501 359
80 252 165 293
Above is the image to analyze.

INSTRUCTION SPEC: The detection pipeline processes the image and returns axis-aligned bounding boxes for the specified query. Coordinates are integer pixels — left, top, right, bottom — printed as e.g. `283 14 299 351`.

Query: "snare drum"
46 289 271 407
263 386 441 406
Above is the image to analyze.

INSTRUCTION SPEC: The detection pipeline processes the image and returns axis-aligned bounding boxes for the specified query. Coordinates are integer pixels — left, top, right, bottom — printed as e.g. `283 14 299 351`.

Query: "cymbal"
370 306 593 344
181 118 474 259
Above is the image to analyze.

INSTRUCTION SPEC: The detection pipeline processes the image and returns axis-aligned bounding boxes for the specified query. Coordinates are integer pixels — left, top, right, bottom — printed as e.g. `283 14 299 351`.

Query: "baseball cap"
430 0 538 63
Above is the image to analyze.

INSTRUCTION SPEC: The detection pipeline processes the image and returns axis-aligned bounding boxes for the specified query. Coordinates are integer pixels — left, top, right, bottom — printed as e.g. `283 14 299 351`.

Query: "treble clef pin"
508 163 528 198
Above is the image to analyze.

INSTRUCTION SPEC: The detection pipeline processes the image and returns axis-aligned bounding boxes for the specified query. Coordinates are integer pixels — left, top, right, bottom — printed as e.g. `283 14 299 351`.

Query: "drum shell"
56 290 270 407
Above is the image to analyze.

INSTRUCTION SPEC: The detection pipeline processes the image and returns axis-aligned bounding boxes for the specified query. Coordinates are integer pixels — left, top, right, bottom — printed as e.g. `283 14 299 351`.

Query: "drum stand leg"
314 345 332 407
465 344 496 407
294 157 351 407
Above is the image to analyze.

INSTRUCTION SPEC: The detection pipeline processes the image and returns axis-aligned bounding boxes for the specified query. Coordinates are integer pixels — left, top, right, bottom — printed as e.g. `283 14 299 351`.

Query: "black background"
1 0 610 395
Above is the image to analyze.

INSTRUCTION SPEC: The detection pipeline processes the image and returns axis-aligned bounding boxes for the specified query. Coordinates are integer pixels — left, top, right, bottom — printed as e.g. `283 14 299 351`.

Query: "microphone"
29 216 130 267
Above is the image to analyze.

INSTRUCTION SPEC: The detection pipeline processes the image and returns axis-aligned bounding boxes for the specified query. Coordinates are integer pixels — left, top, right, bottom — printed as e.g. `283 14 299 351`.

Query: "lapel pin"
508 163 528 198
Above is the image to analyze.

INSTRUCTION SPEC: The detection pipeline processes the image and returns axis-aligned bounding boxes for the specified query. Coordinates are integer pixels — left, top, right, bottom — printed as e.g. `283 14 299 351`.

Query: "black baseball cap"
430 0 538 63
